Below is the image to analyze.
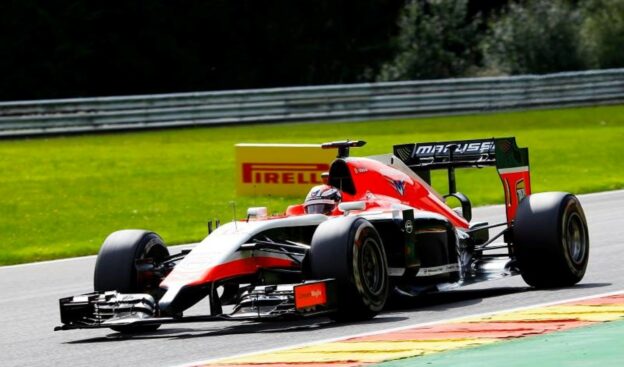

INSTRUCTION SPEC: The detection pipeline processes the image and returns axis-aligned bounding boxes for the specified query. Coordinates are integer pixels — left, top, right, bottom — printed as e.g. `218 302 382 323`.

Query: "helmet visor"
305 203 335 214
304 199 336 214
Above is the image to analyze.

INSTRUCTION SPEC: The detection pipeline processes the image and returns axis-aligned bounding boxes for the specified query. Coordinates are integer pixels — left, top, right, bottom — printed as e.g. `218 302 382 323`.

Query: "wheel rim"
360 238 385 295
137 239 169 298
565 212 587 265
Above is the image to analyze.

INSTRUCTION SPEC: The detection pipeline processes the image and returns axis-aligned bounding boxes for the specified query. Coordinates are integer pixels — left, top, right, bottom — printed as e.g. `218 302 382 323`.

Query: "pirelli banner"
235 144 336 196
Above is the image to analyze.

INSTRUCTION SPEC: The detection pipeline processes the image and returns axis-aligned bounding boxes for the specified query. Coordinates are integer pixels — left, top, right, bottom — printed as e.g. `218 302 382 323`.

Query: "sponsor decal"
498 138 512 153
236 144 335 196
404 219 413 234
497 166 531 223
498 166 530 174
415 263 460 277
294 282 327 310
386 177 406 196
414 141 494 157
516 179 526 202
242 163 329 185
388 267 406 276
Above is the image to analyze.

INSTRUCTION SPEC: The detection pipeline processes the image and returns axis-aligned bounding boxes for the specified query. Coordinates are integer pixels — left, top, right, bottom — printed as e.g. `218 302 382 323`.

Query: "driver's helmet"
304 185 341 214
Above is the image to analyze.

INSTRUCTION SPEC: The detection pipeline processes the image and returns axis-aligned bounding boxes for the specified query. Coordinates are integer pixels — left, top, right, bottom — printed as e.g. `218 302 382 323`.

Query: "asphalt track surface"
1 190 622 367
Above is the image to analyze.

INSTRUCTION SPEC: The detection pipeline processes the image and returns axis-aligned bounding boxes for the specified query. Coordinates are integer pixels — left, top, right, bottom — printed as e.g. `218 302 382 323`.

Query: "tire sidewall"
308 216 389 319
558 198 589 278
350 220 388 312
514 192 589 287
94 230 168 294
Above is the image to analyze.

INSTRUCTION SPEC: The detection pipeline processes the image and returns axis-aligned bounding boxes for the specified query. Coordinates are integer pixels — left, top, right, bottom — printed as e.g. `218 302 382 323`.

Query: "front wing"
55 280 336 331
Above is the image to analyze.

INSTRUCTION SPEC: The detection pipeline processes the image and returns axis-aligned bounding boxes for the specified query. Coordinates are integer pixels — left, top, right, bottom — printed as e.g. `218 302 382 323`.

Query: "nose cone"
158 284 212 316
157 285 182 316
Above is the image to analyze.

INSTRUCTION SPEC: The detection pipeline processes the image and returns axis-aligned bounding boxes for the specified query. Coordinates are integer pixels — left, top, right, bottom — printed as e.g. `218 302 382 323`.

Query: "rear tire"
94 230 169 333
514 192 589 288
309 217 389 321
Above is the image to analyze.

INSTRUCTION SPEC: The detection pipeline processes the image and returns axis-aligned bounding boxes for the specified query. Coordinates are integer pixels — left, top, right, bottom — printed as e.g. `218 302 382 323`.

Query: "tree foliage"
0 0 403 100
0 0 623 101
580 0 624 69
481 0 586 74
377 0 481 81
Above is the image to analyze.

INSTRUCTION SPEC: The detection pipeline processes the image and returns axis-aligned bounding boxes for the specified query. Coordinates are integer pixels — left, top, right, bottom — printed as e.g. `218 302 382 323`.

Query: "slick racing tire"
94 230 170 333
309 217 389 321
514 192 589 288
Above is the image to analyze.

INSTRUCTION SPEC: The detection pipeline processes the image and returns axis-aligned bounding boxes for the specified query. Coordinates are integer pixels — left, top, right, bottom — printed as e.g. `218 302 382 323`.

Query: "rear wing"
394 137 531 224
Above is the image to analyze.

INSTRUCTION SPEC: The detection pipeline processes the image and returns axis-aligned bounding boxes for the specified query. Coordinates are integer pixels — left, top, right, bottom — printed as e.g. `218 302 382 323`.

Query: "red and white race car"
56 138 589 333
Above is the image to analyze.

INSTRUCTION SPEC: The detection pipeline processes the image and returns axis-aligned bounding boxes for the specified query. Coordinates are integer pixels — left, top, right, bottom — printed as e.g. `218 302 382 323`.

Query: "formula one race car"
56 138 589 333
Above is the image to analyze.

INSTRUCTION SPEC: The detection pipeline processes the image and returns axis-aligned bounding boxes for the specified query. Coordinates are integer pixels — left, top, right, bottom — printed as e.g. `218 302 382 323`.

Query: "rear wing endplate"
394 137 531 223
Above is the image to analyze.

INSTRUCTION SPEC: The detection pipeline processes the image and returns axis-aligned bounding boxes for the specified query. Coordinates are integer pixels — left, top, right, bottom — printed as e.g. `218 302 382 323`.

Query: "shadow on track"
65 286 530 344
64 315 408 344
387 286 529 312
568 282 611 289
175 314 412 340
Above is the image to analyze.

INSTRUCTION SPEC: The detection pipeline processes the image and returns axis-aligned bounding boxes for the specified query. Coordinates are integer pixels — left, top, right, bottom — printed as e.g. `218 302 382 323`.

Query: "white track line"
0 243 197 270
2 189 622 271
0 190 624 271
178 289 624 367
0 254 96 269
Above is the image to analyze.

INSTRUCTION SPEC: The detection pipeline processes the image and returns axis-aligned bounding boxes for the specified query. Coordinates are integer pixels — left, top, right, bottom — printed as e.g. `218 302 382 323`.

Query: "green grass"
1 105 623 265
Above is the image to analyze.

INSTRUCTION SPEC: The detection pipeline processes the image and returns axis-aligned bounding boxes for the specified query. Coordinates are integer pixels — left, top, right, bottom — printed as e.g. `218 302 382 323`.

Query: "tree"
376 0 481 81
0 1 404 101
581 0 624 69
481 0 586 75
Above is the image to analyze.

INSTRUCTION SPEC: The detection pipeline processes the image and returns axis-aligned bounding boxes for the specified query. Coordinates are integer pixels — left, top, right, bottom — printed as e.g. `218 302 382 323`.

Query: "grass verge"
0 104 623 264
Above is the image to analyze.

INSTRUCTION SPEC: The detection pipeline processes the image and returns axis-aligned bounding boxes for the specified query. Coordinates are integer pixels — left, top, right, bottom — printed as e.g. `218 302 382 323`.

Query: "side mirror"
338 201 366 215
444 192 472 222
246 207 268 220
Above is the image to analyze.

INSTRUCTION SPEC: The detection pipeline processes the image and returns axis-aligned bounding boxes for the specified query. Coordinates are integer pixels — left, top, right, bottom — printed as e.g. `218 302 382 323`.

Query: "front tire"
94 230 169 332
514 192 589 288
309 217 389 321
